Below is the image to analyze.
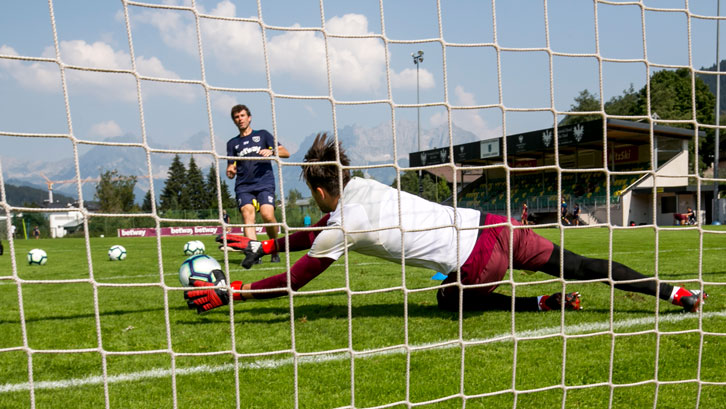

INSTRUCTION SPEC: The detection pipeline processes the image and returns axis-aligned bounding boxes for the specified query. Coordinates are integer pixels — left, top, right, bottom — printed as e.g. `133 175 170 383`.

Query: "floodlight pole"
413 50 424 196
716 0 722 223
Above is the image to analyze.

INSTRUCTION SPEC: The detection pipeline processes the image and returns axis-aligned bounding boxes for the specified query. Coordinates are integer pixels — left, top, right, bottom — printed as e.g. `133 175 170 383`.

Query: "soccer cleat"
671 287 707 313
539 292 582 311
270 253 281 263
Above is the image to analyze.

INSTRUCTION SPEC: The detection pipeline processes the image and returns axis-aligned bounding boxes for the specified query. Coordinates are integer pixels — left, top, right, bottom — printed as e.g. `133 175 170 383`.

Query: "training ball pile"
179 254 222 286
183 240 206 256
108 245 127 261
27 249 48 265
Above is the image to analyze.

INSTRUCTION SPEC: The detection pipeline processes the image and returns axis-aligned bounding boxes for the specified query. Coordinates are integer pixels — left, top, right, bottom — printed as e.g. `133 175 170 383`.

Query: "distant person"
226 104 290 264
303 214 312 227
222 209 232 233
521 203 529 225
686 207 697 225
33 226 40 240
185 133 707 315
674 211 689 225
561 199 570 225
10 224 16 239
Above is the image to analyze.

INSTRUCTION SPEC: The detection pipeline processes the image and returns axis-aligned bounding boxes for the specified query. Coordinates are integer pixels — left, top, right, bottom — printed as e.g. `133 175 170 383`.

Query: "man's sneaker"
671 287 707 313
241 257 262 267
270 253 281 263
539 292 583 311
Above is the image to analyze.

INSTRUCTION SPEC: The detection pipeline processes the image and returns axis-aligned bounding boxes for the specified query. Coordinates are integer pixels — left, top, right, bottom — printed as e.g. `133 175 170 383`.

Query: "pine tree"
205 165 237 211
185 156 207 211
220 180 236 209
204 165 220 210
159 155 188 211
142 190 155 212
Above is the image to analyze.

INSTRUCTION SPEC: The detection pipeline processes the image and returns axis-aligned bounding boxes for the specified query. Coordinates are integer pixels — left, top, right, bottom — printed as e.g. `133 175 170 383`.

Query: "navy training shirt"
227 129 279 192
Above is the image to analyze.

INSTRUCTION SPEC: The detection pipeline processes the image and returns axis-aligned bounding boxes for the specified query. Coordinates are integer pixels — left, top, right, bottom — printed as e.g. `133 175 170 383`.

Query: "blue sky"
0 0 723 174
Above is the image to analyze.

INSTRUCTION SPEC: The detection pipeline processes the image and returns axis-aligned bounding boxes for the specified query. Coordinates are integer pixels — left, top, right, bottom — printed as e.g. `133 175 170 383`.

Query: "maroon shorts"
443 213 554 295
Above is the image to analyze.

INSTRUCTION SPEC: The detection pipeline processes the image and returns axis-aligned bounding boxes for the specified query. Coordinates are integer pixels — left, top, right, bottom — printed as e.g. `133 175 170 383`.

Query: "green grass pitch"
1 226 725 408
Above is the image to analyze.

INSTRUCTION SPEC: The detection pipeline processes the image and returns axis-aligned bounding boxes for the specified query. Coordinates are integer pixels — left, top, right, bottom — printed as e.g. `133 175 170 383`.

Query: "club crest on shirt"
252 136 261 143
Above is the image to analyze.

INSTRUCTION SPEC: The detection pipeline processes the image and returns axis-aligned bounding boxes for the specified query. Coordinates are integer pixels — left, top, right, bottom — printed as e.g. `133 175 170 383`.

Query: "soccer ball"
108 245 127 261
179 254 222 286
27 249 47 265
183 240 205 256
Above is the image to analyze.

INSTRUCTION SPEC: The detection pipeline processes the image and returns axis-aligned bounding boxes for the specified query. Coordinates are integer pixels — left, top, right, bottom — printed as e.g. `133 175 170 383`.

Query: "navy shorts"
236 189 276 211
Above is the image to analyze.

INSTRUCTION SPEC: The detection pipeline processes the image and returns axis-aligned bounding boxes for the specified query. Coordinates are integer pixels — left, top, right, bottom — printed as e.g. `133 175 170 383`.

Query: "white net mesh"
1 1 725 408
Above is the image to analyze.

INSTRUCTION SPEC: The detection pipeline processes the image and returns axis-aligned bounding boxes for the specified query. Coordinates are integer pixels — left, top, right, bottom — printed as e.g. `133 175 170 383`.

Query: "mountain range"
3 120 481 203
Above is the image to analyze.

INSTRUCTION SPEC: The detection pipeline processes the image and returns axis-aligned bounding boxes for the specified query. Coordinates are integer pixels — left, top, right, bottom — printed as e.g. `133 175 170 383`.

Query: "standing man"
226 104 290 264
10 223 16 239
185 134 706 314
521 203 529 225
561 199 570 225
33 225 40 240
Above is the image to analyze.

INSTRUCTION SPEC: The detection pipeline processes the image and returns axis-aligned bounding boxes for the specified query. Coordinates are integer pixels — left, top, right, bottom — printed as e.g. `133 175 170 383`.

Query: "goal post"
0 1 724 408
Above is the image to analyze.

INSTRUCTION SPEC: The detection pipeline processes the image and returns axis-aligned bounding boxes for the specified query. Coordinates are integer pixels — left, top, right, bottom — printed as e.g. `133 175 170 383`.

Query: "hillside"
3 183 76 207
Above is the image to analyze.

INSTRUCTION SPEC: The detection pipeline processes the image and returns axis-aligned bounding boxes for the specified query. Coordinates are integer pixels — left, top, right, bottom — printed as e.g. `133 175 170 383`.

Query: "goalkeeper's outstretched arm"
239 254 335 300
184 254 335 313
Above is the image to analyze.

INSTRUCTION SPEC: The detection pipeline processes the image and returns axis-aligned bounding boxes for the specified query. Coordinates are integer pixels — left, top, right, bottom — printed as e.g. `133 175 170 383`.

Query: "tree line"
559 68 718 171
94 155 236 215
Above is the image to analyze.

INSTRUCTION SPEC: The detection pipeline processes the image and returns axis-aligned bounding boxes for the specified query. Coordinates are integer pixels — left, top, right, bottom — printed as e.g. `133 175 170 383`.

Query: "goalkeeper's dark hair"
302 133 350 197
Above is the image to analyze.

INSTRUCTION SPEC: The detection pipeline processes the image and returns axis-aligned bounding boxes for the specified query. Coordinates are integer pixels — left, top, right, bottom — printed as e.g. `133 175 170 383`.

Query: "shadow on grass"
0 304 192 325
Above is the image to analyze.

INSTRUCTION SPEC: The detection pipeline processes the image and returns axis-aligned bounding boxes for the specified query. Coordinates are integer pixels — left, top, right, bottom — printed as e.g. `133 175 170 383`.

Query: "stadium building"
410 118 720 226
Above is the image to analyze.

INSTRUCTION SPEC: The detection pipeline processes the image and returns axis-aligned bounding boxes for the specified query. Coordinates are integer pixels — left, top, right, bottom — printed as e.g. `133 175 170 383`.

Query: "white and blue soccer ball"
183 240 205 256
108 245 127 261
179 254 222 286
27 248 48 265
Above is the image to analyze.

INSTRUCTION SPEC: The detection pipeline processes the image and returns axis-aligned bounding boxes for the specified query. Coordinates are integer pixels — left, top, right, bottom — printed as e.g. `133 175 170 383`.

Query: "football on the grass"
179 254 222 286
108 245 127 261
28 248 48 265
183 240 205 256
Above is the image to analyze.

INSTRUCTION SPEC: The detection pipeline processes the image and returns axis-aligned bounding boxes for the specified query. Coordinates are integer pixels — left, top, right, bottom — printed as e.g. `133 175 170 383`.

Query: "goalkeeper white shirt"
308 177 481 273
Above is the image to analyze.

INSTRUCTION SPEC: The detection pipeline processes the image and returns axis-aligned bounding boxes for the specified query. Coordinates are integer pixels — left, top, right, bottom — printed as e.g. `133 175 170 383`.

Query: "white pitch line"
2 309 724 394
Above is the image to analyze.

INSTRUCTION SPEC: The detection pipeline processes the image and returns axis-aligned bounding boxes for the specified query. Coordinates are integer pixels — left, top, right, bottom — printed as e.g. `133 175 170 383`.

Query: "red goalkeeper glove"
242 239 277 269
184 269 243 313
538 292 582 311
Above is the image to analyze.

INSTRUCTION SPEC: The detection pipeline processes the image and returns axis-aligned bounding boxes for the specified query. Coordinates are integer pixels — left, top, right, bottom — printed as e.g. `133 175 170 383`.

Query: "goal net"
1 1 724 408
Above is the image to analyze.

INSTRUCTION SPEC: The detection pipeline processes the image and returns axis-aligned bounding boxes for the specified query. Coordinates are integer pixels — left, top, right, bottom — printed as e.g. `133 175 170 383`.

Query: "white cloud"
212 93 238 114
0 45 62 92
135 1 427 94
90 120 123 138
1 41 186 101
390 67 435 90
430 85 501 139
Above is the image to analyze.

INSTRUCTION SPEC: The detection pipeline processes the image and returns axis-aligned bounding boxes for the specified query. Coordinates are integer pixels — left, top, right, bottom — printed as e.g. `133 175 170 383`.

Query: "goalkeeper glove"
538 292 582 311
184 269 244 313
242 239 277 269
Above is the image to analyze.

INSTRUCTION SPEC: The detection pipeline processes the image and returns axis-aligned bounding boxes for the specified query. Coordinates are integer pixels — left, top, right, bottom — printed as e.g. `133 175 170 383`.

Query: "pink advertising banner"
117 226 265 238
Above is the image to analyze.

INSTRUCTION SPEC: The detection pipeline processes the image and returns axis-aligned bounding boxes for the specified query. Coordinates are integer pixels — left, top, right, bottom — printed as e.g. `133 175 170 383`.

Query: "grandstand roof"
409 118 705 168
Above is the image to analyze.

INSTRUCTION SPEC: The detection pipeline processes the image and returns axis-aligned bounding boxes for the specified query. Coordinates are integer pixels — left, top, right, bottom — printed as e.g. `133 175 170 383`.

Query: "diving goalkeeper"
185 133 706 314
